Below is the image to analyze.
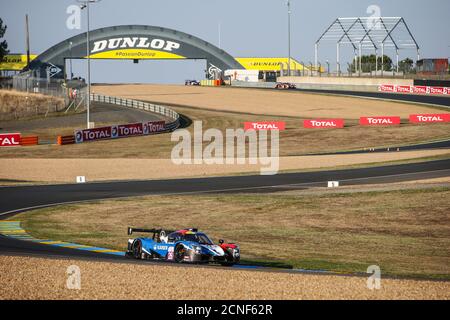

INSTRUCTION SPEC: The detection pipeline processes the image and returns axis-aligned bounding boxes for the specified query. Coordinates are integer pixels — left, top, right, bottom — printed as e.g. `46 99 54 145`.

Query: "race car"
185 79 200 86
275 82 297 90
126 227 240 265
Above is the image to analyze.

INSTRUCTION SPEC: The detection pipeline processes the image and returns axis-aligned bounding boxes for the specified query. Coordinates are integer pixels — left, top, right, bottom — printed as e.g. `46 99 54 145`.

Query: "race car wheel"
133 240 142 259
174 244 186 263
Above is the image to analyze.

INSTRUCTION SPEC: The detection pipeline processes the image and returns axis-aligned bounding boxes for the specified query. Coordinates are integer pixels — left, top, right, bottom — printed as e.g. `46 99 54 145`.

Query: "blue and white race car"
126 227 240 266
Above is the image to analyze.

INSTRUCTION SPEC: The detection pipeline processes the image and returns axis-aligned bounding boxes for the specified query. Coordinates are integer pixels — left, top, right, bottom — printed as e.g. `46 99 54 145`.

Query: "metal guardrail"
91 93 180 131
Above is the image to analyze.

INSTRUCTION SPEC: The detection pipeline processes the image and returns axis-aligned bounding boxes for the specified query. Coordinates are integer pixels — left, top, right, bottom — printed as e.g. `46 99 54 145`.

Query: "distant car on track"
126 227 240 266
185 80 200 86
275 82 296 90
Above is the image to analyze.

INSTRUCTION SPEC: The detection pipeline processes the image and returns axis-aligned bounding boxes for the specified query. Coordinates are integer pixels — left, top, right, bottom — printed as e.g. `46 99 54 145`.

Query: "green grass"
10 186 450 280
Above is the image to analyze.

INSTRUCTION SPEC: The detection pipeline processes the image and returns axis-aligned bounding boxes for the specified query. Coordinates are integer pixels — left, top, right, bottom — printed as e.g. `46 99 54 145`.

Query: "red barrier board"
429 87 446 95
75 126 113 143
0 133 21 147
143 121 166 134
244 122 285 130
303 119 345 129
380 84 449 95
396 85 412 93
360 116 401 126
412 86 429 94
409 114 450 123
379 84 396 92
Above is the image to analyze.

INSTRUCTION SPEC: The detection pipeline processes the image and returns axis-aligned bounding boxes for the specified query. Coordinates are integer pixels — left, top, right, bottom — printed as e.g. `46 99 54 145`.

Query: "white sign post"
76 176 86 183
327 181 339 188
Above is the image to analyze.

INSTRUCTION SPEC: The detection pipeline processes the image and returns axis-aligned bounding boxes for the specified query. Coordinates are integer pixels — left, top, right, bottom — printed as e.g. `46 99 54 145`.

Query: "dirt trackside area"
14 183 450 279
0 90 64 121
93 84 445 119
1 88 449 158
0 255 448 300
0 149 448 183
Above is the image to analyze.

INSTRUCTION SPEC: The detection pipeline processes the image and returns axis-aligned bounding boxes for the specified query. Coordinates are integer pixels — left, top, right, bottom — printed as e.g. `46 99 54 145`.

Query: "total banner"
379 84 449 95
75 126 114 143
244 122 286 131
0 133 21 147
303 119 345 129
409 114 450 123
117 123 144 137
75 121 166 143
143 121 166 134
360 116 401 126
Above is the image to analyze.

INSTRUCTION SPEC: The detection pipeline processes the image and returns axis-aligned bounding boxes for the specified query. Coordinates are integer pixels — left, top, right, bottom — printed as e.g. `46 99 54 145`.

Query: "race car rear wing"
128 227 198 236
127 227 181 236
128 227 162 235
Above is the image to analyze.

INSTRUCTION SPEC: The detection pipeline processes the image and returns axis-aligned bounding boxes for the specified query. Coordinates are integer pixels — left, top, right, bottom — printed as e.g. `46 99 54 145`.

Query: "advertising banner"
143 121 166 134
378 84 396 92
379 84 449 95
396 85 412 94
117 123 144 137
360 116 401 126
75 126 114 143
412 86 429 94
0 133 21 147
74 120 168 143
429 87 446 95
409 114 450 123
244 122 286 131
303 119 345 129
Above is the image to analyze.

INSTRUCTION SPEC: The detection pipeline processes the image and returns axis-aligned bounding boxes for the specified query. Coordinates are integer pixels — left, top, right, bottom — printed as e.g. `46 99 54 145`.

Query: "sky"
1 0 449 83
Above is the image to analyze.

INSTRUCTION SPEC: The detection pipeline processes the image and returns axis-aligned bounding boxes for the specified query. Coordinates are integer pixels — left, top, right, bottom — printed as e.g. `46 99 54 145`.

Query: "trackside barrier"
379 84 450 95
73 121 168 144
57 135 76 145
20 136 39 146
57 95 180 146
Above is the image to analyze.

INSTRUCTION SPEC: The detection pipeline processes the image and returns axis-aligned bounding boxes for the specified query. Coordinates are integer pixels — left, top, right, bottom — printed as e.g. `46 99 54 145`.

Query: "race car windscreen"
184 233 213 245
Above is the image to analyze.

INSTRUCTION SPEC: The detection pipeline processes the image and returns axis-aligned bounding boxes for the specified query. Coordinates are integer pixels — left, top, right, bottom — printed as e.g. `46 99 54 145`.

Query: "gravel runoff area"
93 84 445 119
0 255 448 300
0 149 449 183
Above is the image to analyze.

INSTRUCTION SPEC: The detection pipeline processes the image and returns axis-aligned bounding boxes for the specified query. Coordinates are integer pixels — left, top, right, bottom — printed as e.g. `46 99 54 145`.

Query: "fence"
12 73 70 98
280 62 450 80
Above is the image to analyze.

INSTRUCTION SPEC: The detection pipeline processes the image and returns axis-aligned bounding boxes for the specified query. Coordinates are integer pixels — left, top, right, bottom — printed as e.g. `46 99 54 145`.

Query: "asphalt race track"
313 138 450 155
1 159 449 216
236 85 450 107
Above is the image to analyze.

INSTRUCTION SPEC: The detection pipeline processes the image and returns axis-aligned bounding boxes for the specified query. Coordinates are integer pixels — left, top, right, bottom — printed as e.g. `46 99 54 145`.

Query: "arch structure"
25 25 244 80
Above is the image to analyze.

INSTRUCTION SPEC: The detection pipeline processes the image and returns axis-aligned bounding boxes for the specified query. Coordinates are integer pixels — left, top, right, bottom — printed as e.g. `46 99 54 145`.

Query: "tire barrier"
57 135 76 145
19 136 39 146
